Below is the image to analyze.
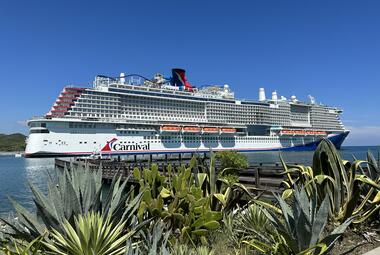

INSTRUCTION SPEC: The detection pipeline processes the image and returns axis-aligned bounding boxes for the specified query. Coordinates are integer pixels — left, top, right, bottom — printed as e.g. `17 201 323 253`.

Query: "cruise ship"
25 69 349 157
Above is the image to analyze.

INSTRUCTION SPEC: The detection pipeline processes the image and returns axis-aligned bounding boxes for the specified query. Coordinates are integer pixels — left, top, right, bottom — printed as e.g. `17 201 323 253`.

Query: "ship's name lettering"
112 143 150 151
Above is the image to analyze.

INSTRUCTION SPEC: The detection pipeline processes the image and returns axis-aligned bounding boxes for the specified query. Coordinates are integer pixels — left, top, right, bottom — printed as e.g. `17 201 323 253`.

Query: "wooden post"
255 168 260 189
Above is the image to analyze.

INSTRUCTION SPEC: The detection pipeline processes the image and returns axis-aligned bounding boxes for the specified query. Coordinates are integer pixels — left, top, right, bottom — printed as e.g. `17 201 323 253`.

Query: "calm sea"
0 146 379 216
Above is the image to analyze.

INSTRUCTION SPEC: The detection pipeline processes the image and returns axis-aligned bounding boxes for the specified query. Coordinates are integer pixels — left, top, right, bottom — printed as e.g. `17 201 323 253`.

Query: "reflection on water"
0 146 379 216
0 157 56 216
24 158 55 186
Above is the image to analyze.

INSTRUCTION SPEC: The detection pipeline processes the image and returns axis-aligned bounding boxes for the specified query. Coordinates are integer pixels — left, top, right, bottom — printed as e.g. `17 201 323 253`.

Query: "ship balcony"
51 109 68 113
53 105 69 109
58 95 77 99
65 87 84 92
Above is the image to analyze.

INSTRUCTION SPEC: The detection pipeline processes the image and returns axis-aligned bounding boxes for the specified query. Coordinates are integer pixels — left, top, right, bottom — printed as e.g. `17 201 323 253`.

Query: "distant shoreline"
0 152 23 156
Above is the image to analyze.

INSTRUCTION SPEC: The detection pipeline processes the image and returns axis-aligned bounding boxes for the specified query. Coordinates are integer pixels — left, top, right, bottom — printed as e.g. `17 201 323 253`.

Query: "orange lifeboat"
306 130 315 135
161 125 181 132
281 129 327 136
183 126 201 133
202 127 219 133
220 127 236 133
281 129 293 135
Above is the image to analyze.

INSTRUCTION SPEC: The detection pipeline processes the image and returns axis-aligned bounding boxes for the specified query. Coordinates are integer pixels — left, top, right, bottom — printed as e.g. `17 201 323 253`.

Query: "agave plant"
356 150 380 181
132 221 171 255
1 162 141 241
251 186 351 255
222 204 289 255
281 139 380 224
44 211 136 255
170 242 216 255
0 235 45 255
196 153 252 213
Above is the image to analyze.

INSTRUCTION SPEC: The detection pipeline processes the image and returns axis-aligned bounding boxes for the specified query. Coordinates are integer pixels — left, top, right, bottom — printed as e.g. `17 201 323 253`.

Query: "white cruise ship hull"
25 131 349 157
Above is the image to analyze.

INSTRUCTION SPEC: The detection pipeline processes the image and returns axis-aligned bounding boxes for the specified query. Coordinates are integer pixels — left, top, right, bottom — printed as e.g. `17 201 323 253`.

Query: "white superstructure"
25 69 349 157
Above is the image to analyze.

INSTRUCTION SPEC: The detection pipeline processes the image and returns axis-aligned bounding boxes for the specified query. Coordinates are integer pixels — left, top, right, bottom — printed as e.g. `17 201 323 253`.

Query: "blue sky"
0 0 379 146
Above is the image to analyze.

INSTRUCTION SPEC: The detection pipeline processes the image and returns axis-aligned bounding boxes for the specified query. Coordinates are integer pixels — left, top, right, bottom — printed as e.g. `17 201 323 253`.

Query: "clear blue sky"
0 0 379 146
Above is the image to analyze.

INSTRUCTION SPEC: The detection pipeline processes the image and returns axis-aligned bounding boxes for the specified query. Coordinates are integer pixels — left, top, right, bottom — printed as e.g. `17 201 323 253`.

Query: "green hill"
0 133 26 152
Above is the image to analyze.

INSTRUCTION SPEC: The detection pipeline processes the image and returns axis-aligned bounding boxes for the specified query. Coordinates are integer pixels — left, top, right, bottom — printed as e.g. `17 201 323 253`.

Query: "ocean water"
0 146 379 216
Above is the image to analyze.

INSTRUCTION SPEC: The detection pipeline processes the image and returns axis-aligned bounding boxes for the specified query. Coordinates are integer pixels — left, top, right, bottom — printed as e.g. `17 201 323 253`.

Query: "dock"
55 155 289 196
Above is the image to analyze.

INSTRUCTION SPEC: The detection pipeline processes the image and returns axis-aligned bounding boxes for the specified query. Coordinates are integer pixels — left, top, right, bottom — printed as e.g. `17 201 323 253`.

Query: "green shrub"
215 151 249 170
134 159 223 245
134 155 251 245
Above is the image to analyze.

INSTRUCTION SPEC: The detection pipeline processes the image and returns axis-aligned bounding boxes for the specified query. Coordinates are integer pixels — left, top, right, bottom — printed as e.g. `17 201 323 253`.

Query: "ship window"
30 129 50 134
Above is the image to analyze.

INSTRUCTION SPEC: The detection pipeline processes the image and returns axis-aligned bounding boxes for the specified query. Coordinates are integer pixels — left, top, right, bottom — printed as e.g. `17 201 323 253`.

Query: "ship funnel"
259 88 266 101
272 91 278 101
120 72 125 84
172 68 193 91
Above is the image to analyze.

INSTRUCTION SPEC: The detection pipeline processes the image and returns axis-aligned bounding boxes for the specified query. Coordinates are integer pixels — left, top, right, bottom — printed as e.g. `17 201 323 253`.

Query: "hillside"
0 133 26 152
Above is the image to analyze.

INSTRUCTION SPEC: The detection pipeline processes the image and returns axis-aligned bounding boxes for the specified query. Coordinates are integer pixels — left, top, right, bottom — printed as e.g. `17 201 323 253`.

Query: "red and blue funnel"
172 68 193 91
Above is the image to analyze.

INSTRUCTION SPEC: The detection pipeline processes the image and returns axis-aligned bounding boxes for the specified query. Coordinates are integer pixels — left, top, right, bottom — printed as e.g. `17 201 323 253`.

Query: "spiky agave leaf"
260 186 350 254
1 161 137 240
44 211 136 255
367 150 380 179
281 139 380 224
1 235 45 255
312 139 348 215
134 220 171 255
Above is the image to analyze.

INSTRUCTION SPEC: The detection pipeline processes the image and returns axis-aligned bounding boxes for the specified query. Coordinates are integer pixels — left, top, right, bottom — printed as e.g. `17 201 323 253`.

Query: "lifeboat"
281 130 293 135
182 126 201 133
202 127 219 133
160 125 181 132
305 130 313 135
220 127 236 133
281 129 327 136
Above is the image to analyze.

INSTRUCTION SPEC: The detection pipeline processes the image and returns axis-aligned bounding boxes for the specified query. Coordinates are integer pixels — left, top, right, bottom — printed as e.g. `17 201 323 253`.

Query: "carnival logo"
101 138 150 152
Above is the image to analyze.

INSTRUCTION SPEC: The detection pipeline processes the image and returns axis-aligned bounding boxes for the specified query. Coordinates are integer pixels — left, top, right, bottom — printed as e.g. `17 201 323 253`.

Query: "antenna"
308 95 316 104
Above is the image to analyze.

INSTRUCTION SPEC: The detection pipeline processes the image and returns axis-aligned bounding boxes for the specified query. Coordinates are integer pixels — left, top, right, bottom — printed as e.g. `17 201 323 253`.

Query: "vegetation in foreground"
1 145 380 254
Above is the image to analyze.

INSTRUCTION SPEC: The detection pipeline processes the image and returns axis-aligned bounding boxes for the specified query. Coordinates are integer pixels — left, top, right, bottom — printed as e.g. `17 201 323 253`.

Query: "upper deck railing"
93 75 235 100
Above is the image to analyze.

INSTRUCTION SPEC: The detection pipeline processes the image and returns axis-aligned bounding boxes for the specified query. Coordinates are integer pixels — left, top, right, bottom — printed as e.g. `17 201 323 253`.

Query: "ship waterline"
25 69 349 157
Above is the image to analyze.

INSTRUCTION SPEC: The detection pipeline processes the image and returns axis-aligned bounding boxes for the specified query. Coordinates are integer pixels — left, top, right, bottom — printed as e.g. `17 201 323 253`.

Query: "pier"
55 154 289 197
